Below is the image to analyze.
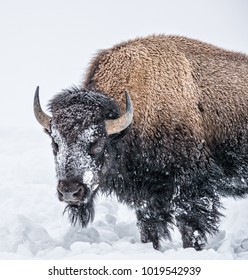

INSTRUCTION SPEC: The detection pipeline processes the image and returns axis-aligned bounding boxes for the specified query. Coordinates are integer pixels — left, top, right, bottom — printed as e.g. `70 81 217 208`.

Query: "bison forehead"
48 87 120 133
51 108 102 139
51 122 98 147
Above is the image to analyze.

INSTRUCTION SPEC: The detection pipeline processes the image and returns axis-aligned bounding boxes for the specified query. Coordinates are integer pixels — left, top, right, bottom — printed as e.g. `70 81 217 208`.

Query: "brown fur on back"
83 35 248 146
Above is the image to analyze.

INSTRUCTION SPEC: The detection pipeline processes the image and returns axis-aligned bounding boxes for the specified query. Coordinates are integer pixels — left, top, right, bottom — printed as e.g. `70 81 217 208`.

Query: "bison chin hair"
63 200 95 227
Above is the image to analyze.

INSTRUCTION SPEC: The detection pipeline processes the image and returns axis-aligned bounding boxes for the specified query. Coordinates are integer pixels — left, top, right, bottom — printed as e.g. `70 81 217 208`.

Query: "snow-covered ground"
0 127 248 260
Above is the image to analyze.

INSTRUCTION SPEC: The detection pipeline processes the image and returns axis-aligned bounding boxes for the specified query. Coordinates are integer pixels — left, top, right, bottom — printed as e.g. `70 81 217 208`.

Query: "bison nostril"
72 187 83 198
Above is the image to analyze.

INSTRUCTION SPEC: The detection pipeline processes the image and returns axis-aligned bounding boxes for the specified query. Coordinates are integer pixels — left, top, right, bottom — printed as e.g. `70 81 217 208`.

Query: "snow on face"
50 123 100 190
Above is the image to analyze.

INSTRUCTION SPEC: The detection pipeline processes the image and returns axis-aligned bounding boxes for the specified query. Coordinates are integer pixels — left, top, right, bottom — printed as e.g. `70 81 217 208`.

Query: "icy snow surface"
0 127 248 260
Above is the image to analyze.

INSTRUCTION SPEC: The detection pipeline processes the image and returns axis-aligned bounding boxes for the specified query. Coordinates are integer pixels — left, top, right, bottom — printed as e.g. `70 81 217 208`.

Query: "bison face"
34 86 133 226
51 122 107 206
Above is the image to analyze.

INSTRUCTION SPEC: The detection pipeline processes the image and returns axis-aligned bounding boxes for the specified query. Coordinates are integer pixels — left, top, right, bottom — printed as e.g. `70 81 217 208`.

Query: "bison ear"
33 86 52 132
105 91 133 135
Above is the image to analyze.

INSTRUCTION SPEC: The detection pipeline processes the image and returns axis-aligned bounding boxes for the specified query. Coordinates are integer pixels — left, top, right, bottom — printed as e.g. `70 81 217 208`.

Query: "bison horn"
33 86 51 131
105 91 133 135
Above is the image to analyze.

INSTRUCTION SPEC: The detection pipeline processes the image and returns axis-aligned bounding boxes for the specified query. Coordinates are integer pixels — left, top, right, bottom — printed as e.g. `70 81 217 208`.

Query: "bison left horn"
33 86 51 131
105 91 133 135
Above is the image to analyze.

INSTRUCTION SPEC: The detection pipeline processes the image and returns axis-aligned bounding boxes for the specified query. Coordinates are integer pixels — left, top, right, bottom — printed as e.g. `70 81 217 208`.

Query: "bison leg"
174 191 221 251
136 204 173 250
137 218 160 250
176 222 206 251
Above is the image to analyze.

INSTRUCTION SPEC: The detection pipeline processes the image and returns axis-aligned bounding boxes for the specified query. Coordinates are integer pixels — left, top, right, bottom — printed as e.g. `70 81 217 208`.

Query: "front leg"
174 191 222 251
135 200 173 250
176 220 206 251
136 209 160 249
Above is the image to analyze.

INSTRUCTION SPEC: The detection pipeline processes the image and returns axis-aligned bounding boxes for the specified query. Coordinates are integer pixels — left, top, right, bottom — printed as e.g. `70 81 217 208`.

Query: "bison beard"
63 187 99 227
63 200 95 227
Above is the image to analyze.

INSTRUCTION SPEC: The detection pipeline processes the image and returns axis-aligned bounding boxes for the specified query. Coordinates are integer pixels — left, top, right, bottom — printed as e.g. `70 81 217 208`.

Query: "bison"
34 35 248 250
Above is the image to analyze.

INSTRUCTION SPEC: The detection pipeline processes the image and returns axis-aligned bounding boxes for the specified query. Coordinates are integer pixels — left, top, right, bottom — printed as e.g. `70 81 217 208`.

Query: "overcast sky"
0 0 247 128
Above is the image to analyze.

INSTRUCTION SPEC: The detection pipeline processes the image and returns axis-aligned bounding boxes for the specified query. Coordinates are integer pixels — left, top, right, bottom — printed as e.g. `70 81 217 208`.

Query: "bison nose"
57 180 86 204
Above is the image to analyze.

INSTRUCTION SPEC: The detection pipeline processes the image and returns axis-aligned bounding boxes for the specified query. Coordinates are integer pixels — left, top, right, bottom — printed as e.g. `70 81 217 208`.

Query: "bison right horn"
33 86 51 131
105 91 133 135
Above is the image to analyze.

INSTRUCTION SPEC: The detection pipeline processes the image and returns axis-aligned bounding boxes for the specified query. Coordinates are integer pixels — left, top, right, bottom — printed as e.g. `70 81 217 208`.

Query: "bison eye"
89 138 105 155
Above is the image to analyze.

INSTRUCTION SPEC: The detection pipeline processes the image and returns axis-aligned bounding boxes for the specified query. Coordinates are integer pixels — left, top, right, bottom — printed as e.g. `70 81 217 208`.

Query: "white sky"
0 0 247 128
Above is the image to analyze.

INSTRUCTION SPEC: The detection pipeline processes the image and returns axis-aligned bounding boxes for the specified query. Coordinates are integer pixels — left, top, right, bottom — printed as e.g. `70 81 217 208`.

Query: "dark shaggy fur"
64 198 96 227
40 35 248 250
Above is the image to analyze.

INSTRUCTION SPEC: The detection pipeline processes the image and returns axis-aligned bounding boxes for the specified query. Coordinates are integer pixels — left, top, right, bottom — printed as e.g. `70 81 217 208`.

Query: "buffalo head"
34 86 133 225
